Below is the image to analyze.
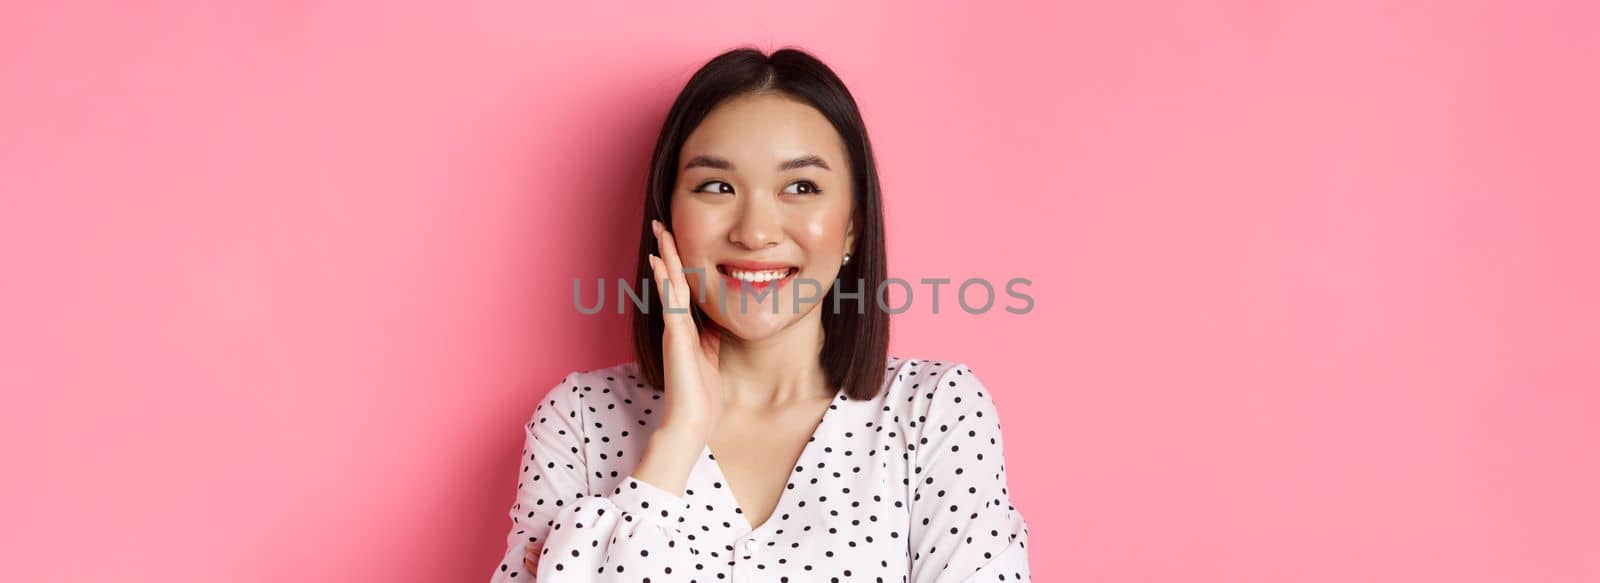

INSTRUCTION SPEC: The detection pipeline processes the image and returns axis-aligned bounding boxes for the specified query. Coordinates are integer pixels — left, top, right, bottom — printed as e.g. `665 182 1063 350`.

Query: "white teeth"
724 267 793 282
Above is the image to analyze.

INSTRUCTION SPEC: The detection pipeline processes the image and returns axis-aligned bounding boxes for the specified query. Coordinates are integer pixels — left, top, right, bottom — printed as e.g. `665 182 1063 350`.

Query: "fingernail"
651 219 661 234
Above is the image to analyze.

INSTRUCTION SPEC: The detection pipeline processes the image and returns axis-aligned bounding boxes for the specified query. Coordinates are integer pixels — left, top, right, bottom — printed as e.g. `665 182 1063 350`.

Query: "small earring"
842 253 852 266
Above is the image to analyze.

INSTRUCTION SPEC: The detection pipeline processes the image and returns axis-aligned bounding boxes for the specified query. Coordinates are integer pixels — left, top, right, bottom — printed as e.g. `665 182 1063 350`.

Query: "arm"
530 428 710 581
489 372 713 582
907 364 1032 583
489 373 589 582
497 220 723 580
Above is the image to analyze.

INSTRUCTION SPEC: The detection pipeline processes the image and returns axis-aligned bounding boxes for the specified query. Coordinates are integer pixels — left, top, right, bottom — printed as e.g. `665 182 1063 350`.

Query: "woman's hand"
647 219 724 438
522 543 541 578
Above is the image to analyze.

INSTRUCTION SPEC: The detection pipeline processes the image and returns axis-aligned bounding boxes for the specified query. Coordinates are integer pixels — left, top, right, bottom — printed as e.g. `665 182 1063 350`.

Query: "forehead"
680 93 847 167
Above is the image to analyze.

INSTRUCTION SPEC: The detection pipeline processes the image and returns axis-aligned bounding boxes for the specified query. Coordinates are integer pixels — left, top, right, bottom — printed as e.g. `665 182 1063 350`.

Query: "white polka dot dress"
491 356 1031 582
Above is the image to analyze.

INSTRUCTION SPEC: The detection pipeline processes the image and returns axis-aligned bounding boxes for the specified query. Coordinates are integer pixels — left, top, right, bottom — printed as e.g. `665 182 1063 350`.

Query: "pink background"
2 1 1597 581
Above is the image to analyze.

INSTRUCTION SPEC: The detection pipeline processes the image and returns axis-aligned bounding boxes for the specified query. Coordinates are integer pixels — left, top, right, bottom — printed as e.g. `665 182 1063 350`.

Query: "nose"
728 193 783 249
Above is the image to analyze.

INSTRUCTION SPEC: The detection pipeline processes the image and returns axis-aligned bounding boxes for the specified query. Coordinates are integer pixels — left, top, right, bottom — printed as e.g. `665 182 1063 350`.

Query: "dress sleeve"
489 373 590 582
531 474 700 581
489 373 703 583
906 363 1032 583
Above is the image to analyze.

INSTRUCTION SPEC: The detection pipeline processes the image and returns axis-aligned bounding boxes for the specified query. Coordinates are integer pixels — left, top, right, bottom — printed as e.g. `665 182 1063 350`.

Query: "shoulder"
882 356 1001 425
529 361 657 422
883 357 1017 470
567 361 654 396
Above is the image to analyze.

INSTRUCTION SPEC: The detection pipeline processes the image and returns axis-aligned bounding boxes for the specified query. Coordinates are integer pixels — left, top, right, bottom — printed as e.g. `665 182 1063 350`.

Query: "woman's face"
669 92 856 342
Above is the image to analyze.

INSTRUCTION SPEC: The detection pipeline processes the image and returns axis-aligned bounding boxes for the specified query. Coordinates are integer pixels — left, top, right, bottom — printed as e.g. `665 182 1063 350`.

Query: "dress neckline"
701 388 844 536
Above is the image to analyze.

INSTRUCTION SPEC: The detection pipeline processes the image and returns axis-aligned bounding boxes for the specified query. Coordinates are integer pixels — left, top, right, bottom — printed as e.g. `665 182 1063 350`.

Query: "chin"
708 311 797 342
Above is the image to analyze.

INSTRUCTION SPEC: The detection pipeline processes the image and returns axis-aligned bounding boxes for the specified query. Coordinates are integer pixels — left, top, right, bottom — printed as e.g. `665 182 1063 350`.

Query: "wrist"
632 427 706 497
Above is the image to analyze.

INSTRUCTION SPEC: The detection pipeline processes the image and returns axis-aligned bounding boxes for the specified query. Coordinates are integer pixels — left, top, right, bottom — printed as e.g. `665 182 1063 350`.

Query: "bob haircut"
630 46 890 402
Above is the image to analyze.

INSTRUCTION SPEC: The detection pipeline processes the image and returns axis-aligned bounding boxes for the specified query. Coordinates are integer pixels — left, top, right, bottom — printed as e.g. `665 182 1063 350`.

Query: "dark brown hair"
630 46 890 401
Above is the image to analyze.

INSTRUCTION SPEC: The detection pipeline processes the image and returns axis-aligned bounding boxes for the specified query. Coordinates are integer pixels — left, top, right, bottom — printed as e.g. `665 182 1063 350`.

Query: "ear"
844 213 858 256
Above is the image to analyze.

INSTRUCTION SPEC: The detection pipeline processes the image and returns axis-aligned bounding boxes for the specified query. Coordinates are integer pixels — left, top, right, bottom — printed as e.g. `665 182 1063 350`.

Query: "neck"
715 310 833 410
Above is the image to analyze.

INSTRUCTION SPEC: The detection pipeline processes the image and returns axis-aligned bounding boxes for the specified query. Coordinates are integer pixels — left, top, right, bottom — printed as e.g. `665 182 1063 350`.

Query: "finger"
650 234 695 329
654 223 692 303
647 252 663 292
523 543 542 573
648 254 674 310
656 225 686 285
648 254 684 321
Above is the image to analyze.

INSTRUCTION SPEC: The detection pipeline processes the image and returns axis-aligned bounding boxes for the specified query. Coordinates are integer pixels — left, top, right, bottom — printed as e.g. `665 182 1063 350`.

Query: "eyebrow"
682 154 832 172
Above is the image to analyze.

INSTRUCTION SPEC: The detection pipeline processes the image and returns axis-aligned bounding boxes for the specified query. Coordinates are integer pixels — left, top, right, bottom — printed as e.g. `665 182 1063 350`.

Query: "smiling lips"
716 261 799 293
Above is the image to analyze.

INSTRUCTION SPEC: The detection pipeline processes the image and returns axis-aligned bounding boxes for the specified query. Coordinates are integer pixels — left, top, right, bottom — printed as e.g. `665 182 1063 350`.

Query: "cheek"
794 203 851 247
669 201 729 259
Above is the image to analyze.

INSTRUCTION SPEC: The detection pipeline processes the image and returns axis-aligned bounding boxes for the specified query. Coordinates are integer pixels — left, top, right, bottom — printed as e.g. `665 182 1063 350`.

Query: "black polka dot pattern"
490 357 1031 582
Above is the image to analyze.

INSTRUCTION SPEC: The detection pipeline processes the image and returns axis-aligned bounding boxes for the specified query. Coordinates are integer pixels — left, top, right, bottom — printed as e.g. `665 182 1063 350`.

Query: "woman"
492 46 1031 582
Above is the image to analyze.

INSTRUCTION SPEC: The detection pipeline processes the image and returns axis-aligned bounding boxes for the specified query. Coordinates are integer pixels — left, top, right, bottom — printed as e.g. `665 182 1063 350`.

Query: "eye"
693 180 734 194
783 180 822 195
